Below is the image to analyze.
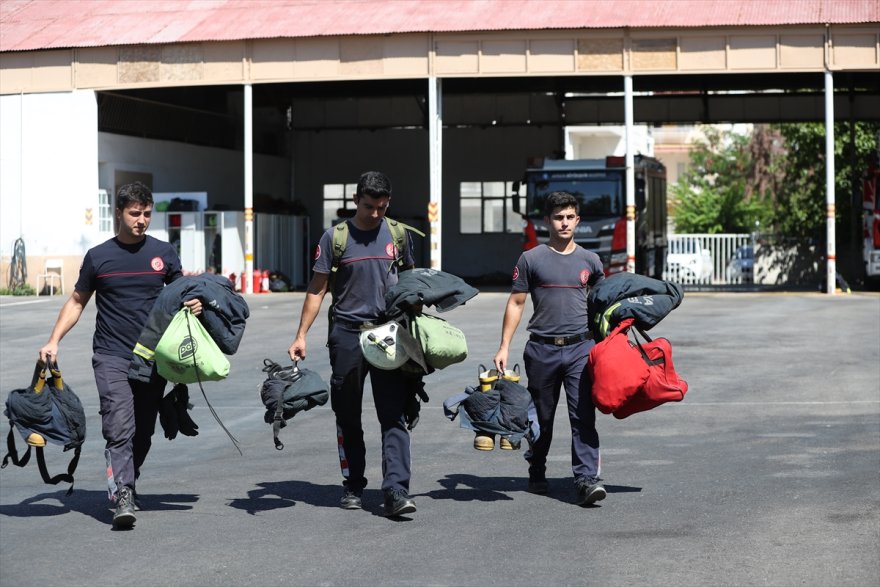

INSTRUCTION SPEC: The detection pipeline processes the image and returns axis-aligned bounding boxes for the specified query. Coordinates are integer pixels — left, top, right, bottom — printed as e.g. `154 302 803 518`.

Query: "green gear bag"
155 308 230 384
411 313 468 370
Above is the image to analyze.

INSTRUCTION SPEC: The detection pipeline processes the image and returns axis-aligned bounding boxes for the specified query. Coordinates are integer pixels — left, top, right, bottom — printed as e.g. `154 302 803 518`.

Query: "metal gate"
663 233 754 286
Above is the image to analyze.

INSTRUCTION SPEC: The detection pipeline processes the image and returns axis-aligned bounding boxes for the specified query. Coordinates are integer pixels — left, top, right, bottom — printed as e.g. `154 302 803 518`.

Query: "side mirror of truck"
512 181 521 213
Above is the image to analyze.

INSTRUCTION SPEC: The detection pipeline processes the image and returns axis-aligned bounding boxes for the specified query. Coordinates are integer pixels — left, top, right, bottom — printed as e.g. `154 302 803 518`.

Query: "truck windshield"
530 177 622 218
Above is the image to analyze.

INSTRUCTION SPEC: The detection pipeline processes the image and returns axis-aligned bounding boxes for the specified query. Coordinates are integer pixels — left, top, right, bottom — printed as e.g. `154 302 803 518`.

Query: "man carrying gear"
39 182 202 529
288 171 420 517
493 191 607 506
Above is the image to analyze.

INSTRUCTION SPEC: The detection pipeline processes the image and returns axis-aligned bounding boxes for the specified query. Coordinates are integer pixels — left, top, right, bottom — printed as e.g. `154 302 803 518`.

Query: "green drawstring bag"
411 314 468 370
155 308 230 384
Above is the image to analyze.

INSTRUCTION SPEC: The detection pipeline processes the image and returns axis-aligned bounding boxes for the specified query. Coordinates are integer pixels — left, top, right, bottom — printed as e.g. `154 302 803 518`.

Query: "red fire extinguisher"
253 269 262 293
261 269 270 293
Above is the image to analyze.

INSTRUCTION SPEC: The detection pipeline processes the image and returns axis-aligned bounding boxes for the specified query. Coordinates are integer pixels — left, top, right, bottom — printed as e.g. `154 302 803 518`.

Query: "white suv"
665 239 713 282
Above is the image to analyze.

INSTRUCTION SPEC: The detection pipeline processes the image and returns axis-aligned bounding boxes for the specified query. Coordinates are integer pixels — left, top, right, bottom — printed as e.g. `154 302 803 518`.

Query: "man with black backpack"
39 182 202 529
288 171 419 517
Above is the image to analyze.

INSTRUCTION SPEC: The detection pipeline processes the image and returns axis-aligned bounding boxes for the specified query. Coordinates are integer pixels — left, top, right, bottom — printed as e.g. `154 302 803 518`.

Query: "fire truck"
513 155 667 279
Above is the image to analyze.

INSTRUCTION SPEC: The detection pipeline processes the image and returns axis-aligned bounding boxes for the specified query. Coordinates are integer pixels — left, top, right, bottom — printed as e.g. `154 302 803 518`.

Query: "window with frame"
98 189 113 233
322 183 357 229
459 181 523 234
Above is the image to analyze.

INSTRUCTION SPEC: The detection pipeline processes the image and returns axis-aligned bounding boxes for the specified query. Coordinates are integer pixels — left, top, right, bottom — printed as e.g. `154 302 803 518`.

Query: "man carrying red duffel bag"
586 273 688 419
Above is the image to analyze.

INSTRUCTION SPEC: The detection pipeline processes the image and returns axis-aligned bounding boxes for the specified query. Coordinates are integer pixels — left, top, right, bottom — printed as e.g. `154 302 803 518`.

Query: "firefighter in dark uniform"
288 171 417 517
39 182 202 529
494 191 607 505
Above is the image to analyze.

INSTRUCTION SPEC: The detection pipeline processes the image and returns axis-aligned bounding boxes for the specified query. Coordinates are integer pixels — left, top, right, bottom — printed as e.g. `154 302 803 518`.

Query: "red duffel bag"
588 318 688 419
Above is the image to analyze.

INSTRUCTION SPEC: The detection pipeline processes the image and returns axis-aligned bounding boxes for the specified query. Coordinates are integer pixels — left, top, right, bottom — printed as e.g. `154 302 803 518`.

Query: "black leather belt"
333 318 376 330
529 332 592 346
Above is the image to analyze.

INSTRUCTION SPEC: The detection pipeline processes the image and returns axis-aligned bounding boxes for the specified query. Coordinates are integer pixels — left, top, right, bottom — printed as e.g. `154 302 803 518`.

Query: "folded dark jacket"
587 272 683 341
385 268 479 320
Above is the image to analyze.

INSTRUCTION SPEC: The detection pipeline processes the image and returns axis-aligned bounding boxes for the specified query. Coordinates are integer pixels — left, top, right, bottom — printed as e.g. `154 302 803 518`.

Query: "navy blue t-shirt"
312 219 414 323
75 235 182 358
511 244 604 338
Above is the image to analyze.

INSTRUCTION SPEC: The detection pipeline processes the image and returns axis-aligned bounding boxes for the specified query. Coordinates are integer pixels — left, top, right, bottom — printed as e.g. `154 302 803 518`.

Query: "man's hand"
494 291 527 374
183 298 202 316
288 336 307 362
39 343 58 364
38 289 92 364
494 348 509 373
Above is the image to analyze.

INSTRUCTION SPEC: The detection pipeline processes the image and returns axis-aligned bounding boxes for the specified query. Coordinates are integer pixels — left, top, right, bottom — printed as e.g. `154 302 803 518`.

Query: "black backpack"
2 359 87 494
259 359 329 450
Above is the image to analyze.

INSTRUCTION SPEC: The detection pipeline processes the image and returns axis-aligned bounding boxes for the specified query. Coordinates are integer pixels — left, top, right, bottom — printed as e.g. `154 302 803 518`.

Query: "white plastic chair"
38 259 64 295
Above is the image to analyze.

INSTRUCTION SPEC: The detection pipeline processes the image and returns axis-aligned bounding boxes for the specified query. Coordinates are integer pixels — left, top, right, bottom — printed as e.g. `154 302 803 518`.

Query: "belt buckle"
553 336 566 346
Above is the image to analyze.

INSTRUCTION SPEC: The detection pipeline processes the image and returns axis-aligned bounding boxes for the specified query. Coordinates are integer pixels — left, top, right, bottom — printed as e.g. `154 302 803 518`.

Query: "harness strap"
272 388 286 451
2 428 80 496
36 444 80 496
1 428 32 469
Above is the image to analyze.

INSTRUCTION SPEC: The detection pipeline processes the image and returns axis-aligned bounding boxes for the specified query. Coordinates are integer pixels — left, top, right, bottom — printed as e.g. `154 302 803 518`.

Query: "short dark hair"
544 191 578 217
116 181 153 210
356 171 392 199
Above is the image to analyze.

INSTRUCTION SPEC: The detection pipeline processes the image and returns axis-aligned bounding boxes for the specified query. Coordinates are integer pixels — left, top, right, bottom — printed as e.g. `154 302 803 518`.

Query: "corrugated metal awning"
1 0 878 53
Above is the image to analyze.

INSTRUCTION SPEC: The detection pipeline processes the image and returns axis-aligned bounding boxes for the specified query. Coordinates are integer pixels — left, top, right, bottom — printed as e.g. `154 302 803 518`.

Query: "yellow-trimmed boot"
499 436 520 450
473 433 495 451
26 432 46 447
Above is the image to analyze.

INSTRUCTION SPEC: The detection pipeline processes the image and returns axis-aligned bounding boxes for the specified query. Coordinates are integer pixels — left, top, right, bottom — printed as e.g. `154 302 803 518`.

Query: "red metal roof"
1 0 878 53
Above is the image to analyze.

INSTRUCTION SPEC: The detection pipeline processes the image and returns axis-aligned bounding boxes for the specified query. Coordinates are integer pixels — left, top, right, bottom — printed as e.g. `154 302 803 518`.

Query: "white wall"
99 133 290 211
0 90 291 291
0 91 100 257
565 125 654 159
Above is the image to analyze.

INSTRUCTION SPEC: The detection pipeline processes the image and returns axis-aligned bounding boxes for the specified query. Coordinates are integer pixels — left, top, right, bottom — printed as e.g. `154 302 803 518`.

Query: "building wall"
3 26 878 95
291 124 560 277
565 125 653 159
0 90 291 292
0 91 99 291
98 133 291 210
441 125 560 278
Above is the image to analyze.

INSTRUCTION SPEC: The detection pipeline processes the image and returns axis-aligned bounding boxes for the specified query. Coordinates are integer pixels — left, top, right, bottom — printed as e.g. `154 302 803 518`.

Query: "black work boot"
574 476 607 506
340 487 363 510
383 488 416 517
527 465 548 494
113 486 137 529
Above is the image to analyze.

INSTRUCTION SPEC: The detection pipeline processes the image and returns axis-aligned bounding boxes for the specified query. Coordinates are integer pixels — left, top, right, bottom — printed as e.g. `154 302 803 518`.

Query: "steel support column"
624 75 635 273
244 83 254 294
428 76 443 270
825 70 836 295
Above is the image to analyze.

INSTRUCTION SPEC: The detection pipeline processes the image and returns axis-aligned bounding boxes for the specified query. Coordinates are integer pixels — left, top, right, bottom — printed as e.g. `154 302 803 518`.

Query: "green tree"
670 126 773 233
771 121 880 241
672 122 879 244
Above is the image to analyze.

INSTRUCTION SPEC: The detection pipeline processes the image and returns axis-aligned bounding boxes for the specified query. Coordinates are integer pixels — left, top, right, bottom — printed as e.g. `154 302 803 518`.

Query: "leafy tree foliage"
672 122 880 241
670 126 774 233
772 122 880 241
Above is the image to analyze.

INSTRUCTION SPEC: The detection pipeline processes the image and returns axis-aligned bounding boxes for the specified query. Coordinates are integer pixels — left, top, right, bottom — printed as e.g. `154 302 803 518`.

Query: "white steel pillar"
428 76 443 270
244 83 254 294
824 70 836 295
624 75 636 273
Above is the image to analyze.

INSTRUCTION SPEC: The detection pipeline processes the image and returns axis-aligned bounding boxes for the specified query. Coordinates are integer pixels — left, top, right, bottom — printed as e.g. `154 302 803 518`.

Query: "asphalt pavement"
1 290 878 586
